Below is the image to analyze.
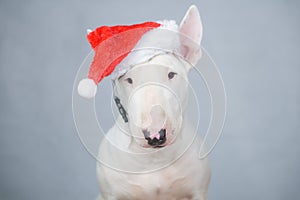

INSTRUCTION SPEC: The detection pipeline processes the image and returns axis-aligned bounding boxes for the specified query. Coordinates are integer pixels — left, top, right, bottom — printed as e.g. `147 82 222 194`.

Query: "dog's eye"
168 72 177 80
125 78 133 84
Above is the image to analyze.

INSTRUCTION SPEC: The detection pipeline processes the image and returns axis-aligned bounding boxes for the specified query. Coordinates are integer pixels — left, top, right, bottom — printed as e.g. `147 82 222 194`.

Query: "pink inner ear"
179 5 203 65
179 5 202 44
180 45 189 57
179 37 202 66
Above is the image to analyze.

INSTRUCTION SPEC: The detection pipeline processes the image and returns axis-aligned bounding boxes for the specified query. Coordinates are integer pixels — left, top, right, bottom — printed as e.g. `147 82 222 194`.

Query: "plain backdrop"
0 0 299 200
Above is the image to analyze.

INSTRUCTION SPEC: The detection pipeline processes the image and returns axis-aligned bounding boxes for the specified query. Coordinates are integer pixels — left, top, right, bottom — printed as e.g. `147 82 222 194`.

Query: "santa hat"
78 20 180 98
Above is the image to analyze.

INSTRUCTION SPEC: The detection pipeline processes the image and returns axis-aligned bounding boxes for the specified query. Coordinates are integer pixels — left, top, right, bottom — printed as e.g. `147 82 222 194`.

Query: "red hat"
78 20 179 98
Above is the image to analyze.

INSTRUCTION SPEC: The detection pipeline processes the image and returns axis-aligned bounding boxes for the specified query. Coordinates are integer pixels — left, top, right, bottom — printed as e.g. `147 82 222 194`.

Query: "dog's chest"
114 163 199 200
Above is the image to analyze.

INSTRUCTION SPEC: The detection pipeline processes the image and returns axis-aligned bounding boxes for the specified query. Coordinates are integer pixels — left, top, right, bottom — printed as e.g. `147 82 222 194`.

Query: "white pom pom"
86 29 92 34
77 78 97 98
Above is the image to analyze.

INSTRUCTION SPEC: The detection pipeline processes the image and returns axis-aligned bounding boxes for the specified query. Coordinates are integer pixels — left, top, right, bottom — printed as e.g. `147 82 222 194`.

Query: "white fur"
96 5 209 200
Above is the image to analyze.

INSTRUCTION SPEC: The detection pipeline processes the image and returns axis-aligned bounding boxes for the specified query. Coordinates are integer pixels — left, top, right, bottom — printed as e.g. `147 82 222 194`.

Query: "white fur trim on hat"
78 78 97 98
111 20 180 79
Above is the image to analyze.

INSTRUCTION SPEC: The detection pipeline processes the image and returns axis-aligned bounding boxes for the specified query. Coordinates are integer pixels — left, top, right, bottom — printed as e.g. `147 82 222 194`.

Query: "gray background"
0 0 299 200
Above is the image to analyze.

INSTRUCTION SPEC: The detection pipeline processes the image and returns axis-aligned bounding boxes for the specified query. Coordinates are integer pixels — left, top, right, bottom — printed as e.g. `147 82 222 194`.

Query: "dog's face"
114 6 203 149
115 54 191 148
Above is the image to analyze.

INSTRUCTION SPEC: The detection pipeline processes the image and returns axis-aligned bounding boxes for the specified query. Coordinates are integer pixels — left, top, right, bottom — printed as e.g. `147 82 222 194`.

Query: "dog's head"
114 6 203 148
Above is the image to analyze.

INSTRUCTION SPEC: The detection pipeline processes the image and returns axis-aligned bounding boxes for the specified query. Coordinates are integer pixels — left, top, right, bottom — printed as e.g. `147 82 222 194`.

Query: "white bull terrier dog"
78 5 211 200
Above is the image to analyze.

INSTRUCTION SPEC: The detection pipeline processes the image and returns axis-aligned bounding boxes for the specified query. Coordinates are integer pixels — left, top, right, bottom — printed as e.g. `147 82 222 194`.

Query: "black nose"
143 129 166 147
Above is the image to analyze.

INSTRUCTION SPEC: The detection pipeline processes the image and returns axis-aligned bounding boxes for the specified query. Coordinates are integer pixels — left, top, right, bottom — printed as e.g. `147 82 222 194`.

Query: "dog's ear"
179 5 203 68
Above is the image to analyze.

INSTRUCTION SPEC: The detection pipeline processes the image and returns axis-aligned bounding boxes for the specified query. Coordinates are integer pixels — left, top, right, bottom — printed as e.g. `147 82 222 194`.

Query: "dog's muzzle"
142 128 167 147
